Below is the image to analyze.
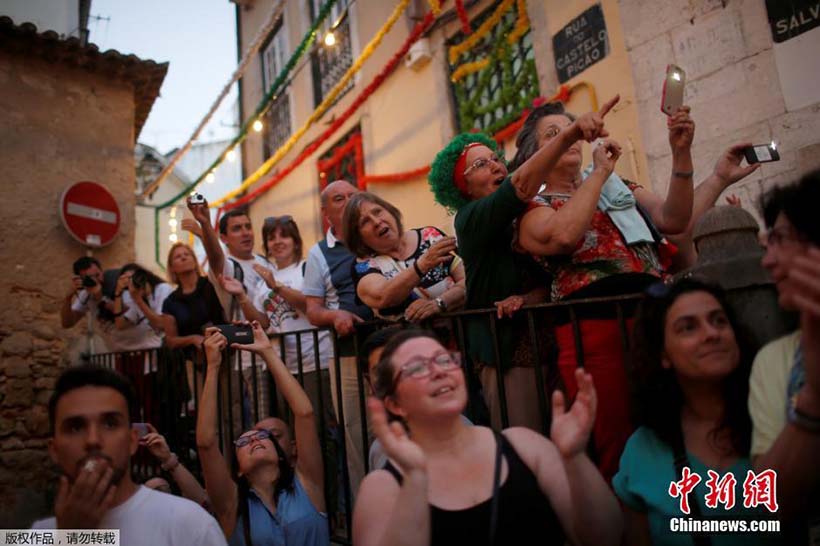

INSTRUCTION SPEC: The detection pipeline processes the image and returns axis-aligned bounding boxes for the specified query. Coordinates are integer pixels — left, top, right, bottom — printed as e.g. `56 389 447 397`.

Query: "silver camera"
189 193 206 205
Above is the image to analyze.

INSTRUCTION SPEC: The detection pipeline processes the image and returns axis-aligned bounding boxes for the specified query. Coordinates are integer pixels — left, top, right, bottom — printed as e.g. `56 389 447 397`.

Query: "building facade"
228 0 820 248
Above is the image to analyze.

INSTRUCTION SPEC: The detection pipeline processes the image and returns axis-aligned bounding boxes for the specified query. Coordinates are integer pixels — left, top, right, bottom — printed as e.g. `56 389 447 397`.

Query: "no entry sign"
59 181 121 247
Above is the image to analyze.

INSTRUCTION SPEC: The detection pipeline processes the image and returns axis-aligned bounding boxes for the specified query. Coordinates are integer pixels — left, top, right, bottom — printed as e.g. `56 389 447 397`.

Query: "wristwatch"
788 399 820 434
435 297 447 312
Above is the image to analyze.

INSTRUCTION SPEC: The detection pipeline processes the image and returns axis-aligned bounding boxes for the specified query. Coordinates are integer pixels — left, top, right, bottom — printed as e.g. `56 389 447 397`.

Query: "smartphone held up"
743 141 780 164
661 64 686 116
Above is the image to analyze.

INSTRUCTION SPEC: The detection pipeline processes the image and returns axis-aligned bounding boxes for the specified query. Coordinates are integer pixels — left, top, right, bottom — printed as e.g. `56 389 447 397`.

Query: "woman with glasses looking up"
426 97 625 432
614 277 776 546
196 321 329 546
509 97 695 483
353 329 622 546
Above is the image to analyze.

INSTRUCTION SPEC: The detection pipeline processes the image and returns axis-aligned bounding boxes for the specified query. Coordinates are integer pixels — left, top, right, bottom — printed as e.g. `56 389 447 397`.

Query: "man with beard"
33 366 226 545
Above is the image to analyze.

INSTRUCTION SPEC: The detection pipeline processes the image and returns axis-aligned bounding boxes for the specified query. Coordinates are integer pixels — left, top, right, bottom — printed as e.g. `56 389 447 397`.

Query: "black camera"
215 324 255 345
131 269 149 290
81 275 97 288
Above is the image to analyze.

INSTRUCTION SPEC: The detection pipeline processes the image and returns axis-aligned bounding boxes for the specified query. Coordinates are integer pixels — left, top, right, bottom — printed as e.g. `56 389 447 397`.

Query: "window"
260 20 292 158
309 0 354 108
447 1 539 135
317 125 363 189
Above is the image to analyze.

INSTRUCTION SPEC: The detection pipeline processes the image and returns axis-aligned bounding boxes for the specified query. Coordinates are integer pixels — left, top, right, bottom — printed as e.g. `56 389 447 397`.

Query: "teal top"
613 427 779 546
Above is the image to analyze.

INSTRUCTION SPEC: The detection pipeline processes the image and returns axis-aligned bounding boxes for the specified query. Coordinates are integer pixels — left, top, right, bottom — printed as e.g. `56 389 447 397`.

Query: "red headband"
453 142 486 197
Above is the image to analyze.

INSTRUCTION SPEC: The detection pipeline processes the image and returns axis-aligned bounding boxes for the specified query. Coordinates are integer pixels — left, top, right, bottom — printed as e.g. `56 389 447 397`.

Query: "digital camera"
190 193 206 205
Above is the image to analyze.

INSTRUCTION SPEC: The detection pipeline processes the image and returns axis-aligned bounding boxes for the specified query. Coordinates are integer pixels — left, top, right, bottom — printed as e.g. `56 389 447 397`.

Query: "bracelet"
161 453 180 471
787 403 820 434
413 261 425 278
673 170 694 178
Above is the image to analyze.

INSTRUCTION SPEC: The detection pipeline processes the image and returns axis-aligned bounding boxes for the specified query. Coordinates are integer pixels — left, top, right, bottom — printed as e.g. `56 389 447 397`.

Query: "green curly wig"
428 132 499 213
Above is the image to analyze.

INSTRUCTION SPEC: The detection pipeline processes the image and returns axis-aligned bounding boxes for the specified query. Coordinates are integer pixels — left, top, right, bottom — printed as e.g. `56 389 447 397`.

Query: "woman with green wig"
426 97 619 432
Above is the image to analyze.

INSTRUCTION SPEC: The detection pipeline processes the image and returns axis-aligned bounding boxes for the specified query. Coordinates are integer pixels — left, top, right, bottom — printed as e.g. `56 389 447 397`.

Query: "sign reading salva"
552 4 609 83
765 0 820 111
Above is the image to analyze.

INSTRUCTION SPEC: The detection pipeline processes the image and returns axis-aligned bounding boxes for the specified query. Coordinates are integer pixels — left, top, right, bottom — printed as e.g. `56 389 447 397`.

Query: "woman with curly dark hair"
614 278 774 546
425 97 618 431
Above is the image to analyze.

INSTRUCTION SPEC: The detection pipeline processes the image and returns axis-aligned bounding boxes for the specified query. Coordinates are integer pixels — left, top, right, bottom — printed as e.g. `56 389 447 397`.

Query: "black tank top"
384 433 565 546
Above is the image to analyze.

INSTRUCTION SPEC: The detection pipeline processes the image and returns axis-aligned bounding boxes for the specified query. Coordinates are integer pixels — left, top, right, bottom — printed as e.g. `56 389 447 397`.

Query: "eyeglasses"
388 352 461 395
264 215 294 228
463 153 505 177
765 226 806 248
234 429 273 448
542 126 564 139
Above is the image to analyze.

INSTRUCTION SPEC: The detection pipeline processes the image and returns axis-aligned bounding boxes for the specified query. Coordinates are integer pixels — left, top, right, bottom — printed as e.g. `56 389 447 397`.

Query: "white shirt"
253 260 333 373
32 485 226 546
113 283 174 353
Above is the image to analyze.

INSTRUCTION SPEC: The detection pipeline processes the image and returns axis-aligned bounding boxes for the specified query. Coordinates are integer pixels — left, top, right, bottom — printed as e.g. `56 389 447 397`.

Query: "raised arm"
633 107 695 235
195 328 238 536
236 321 325 512
512 95 620 202
141 424 210 508
506 369 621 546
518 139 622 256
353 398 429 546
188 197 226 280
356 237 458 310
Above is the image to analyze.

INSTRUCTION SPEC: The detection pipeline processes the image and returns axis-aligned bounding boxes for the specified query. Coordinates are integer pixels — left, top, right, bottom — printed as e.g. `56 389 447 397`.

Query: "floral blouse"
521 188 663 301
352 226 459 319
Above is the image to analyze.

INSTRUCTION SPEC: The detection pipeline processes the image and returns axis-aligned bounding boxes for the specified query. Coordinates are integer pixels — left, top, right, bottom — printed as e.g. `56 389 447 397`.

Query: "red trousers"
555 319 634 485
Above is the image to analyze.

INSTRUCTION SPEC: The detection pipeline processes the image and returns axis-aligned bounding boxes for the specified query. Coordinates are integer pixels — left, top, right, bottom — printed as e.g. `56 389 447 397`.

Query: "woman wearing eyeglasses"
507 98 695 483
342 192 466 323
353 329 622 546
614 278 776 546
425 99 622 431
197 321 329 546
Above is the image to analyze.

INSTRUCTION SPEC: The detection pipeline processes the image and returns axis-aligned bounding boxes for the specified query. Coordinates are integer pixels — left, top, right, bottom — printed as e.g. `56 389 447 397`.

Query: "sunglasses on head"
264 215 294 228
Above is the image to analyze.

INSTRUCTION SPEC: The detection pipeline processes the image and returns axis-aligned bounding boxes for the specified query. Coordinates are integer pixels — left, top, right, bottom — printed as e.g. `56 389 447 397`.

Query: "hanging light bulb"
206 172 216 184
324 30 337 47
169 207 177 218
169 233 178 243
226 149 237 162
168 218 178 228
252 119 264 132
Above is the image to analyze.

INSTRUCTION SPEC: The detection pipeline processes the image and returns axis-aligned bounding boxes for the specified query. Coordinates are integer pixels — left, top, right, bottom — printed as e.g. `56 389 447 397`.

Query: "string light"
206 172 216 183
169 233 178 243
324 31 337 47
252 119 264 132
169 206 177 218
168 218 178 228
226 149 237 162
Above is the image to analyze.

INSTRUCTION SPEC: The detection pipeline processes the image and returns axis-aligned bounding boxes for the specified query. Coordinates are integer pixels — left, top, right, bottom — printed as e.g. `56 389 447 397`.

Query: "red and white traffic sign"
59 181 121 247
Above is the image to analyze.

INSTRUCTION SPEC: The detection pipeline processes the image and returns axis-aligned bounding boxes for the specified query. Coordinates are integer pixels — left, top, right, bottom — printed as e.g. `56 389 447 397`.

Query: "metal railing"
89 293 641 544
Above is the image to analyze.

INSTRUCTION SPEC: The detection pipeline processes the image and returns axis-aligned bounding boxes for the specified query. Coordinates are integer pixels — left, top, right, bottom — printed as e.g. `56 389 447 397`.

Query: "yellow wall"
235 0 653 249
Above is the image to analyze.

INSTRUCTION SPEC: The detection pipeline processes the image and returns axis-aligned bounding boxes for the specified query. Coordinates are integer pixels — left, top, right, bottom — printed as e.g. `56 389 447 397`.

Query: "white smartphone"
660 64 686 116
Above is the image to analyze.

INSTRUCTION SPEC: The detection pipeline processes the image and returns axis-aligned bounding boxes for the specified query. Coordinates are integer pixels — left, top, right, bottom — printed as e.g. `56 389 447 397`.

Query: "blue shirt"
228 475 329 546
613 427 778 546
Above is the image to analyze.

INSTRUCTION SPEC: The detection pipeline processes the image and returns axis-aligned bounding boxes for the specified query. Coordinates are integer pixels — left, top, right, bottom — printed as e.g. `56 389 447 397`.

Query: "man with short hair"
188 199 271 422
749 170 820 540
33 366 225 545
303 180 374 494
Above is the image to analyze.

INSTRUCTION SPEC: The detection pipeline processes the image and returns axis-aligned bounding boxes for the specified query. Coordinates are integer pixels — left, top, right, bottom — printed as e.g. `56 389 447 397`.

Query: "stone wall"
620 0 820 223
0 52 136 526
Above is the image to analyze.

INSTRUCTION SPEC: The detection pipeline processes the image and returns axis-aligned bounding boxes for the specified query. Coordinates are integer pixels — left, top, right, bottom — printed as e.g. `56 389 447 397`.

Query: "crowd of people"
44 91 820 546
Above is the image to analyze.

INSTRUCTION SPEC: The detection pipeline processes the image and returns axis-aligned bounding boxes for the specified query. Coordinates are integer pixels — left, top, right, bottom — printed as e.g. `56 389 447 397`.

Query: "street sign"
553 4 609 84
59 181 121 247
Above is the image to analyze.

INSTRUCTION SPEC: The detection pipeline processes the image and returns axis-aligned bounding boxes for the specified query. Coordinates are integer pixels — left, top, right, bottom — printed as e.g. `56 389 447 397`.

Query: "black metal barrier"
89 293 641 544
